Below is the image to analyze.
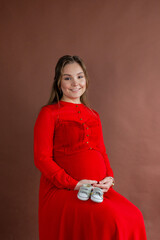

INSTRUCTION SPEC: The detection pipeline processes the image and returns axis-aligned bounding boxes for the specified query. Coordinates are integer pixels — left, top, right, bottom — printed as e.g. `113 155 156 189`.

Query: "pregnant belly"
54 150 107 182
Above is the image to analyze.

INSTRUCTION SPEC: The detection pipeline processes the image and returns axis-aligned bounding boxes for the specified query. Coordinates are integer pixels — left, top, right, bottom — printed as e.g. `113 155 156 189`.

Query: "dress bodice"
50 100 102 155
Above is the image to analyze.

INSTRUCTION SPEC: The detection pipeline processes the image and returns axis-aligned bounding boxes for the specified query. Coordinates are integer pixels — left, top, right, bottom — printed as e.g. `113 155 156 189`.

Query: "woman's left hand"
92 177 114 193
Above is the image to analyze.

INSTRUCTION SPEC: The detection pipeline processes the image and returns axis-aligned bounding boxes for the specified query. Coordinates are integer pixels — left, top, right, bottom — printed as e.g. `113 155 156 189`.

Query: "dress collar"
59 100 83 106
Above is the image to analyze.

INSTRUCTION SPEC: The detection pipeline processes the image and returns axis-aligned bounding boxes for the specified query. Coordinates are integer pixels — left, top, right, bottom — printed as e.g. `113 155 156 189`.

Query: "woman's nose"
71 78 78 85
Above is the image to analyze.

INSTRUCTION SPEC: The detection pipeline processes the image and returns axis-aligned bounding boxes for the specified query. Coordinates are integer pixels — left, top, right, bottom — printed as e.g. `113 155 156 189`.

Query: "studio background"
0 0 160 239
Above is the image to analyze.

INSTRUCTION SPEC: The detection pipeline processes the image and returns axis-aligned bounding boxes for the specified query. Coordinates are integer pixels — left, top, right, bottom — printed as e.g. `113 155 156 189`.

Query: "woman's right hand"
74 179 98 191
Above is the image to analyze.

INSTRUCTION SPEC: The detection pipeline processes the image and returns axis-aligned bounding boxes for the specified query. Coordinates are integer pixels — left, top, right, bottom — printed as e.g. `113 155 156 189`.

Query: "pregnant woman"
34 55 147 240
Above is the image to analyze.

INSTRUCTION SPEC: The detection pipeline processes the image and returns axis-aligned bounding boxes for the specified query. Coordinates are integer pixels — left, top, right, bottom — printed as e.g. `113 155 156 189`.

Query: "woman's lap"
38 175 147 240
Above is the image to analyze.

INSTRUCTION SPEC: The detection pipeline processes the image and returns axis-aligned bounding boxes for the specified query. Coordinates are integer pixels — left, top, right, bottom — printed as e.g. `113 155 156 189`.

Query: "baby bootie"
77 184 93 201
90 187 104 203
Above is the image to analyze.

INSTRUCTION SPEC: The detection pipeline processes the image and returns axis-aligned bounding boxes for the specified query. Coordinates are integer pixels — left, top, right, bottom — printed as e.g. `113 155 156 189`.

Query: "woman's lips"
70 88 81 92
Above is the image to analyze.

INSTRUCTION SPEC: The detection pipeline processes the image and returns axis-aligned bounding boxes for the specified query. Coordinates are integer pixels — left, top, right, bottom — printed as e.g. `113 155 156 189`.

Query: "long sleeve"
96 112 114 177
33 106 79 190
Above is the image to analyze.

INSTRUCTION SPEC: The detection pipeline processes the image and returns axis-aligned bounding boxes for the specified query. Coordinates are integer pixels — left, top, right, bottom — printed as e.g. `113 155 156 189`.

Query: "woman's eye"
64 75 84 80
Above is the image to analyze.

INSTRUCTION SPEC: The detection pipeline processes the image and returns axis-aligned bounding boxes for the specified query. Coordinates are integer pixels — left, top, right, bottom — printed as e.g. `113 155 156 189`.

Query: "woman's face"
60 62 86 103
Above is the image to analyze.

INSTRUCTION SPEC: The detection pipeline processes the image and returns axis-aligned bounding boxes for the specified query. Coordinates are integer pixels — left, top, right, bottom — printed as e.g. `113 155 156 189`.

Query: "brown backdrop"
1 0 160 239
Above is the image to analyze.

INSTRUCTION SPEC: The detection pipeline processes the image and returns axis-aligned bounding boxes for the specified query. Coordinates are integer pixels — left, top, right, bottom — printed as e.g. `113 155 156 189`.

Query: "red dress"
34 100 147 240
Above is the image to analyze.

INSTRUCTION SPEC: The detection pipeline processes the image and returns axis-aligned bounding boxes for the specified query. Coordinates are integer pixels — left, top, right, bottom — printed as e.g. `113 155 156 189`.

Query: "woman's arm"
33 106 78 190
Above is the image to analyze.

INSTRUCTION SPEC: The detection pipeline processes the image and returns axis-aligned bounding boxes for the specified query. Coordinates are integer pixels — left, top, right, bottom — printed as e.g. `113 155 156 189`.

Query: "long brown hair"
47 55 90 107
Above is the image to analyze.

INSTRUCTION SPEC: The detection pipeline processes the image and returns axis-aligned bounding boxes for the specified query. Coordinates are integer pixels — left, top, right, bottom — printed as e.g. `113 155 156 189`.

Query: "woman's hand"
74 179 98 191
92 177 114 193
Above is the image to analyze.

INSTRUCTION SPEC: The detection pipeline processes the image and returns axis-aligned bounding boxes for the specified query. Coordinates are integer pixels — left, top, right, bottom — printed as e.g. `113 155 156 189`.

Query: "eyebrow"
62 72 84 76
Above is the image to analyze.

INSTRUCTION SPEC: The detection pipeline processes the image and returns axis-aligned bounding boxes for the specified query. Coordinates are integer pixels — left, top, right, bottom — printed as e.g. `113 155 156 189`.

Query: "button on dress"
34 100 147 240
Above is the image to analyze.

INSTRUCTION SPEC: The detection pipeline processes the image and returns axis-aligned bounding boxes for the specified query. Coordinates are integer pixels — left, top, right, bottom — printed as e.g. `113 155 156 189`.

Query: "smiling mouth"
70 88 81 92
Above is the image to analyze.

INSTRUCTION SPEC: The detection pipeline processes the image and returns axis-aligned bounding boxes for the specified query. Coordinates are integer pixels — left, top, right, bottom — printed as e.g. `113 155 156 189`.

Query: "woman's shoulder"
41 103 59 111
87 106 100 117
84 105 100 121
37 103 60 120
90 108 99 116
41 103 59 112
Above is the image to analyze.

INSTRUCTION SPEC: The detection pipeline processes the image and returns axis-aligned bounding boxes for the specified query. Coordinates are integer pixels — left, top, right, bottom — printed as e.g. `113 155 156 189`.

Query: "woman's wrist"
108 176 115 187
